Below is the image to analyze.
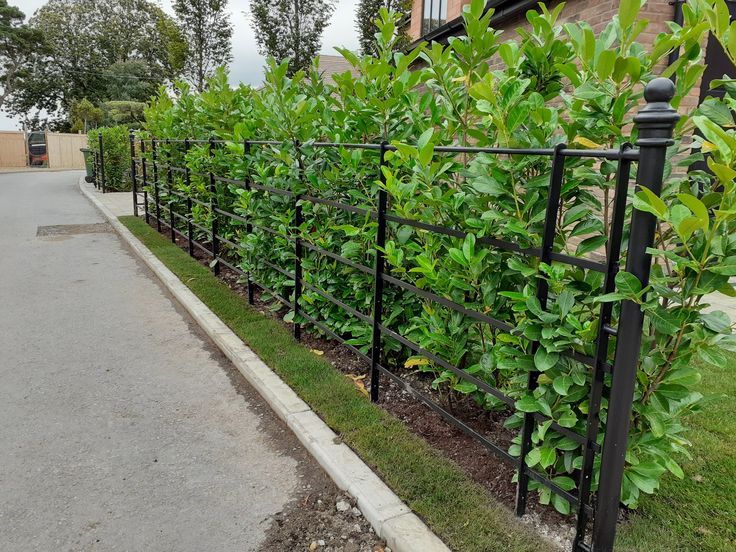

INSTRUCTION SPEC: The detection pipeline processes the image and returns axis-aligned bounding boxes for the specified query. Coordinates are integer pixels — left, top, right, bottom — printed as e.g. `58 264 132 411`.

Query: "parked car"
28 132 48 166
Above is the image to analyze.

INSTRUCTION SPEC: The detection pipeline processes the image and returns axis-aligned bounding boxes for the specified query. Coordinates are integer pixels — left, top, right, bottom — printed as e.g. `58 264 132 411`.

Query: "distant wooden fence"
47 133 87 169
0 131 28 167
0 131 88 169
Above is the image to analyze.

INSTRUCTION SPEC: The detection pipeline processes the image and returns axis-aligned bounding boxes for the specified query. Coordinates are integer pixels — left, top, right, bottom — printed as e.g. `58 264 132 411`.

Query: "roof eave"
406 0 542 50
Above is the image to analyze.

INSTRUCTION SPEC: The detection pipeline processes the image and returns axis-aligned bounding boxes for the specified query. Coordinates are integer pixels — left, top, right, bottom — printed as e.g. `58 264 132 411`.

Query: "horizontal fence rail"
126 79 678 552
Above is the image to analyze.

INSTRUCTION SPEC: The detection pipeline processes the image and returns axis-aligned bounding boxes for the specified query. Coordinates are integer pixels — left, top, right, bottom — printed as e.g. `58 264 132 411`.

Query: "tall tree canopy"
173 0 233 92
0 0 47 112
250 0 336 76
355 0 410 55
7 0 186 126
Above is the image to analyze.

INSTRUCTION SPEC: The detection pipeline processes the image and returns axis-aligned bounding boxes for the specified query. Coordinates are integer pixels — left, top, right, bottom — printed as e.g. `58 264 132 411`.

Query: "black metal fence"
92 133 106 193
125 78 679 552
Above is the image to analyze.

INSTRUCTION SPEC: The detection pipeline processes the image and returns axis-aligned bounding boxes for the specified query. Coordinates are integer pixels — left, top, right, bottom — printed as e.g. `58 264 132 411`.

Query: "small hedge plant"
88 125 132 191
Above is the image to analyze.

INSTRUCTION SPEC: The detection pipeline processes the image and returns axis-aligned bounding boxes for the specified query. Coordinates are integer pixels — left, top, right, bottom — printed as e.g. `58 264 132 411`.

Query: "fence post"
209 138 220 276
370 142 389 402
185 139 194 257
140 139 149 224
93 152 98 189
166 139 175 243
592 78 679 551
130 132 138 217
98 133 106 193
293 140 303 341
244 140 255 305
573 142 633 550
515 142 567 517
152 139 161 232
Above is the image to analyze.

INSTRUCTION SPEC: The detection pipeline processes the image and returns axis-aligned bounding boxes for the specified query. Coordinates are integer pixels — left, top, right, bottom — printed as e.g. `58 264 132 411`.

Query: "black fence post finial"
592 77 679 552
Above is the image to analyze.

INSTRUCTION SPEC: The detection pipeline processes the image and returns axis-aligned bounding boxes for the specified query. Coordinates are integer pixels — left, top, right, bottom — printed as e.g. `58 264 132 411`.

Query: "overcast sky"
0 0 360 130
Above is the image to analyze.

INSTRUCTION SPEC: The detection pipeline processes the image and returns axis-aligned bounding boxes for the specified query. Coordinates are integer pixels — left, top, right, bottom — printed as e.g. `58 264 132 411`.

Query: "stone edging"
79 178 450 552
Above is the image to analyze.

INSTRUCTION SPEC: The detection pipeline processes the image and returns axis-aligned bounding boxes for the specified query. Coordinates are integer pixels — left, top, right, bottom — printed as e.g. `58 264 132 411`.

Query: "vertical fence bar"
166 139 175 243
209 138 220 275
244 140 255 305
293 140 303 341
591 79 679 552
515 142 567 517
93 152 98 189
370 142 389 402
152 139 161 232
130 132 138 217
572 143 633 550
185 139 194 257
98 133 106 193
141 139 149 224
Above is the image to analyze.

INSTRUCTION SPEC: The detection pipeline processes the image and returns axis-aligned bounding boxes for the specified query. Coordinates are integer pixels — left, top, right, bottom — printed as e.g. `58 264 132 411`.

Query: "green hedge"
88 125 131 191
139 0 736 519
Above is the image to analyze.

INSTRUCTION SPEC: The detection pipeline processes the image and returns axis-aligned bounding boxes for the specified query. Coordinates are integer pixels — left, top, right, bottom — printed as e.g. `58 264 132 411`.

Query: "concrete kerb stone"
383 513 451 552
79 179 451 552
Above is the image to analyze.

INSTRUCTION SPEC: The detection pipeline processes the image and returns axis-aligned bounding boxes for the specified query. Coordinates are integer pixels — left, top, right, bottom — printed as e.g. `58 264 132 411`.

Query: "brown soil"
259 490 386 552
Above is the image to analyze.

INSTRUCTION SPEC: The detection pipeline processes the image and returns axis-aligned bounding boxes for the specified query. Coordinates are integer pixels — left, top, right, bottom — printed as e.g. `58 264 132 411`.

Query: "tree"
7 0 186 122
69 98 103 133
101 100 147 128
173 0 232 92
104 61 160 103
355 0 410 56
250 0 336 76
0 1 47 112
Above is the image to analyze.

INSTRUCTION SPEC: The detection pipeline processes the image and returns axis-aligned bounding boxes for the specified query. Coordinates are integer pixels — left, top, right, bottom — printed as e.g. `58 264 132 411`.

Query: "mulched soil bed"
158 225 574 541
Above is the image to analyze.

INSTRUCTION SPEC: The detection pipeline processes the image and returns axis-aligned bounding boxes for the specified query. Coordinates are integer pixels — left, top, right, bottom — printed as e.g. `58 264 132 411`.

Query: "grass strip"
616 352 736 551
120 215 550 552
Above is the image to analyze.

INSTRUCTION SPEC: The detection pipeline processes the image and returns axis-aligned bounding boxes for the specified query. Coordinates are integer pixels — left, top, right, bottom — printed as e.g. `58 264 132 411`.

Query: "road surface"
0 171 329 551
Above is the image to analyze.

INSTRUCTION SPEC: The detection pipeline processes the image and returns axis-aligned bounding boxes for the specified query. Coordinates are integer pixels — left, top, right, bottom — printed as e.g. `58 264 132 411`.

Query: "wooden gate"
47 133 87 169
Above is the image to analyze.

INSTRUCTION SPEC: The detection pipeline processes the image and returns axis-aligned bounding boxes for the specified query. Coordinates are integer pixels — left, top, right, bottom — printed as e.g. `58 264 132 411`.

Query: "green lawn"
120 214 735 552
617 353 736 551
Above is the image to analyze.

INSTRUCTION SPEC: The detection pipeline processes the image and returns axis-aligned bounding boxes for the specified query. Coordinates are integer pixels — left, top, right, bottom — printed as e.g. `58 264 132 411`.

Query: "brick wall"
408 0 671 41
408 0 705 115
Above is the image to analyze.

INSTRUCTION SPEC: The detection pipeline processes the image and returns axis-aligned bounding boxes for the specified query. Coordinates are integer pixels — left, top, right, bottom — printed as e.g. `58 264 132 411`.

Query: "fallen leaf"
310 349 324 356
347 374 368 396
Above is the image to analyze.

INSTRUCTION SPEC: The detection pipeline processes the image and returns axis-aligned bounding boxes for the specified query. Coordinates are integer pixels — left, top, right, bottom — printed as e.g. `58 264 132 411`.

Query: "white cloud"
0 0 360 129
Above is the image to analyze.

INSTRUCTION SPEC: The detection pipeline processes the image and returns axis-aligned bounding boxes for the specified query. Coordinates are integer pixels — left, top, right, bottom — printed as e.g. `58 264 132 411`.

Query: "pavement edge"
79 178 450 552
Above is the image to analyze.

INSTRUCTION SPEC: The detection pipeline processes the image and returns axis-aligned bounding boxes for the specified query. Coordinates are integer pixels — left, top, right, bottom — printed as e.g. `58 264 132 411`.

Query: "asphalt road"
0 171 309 551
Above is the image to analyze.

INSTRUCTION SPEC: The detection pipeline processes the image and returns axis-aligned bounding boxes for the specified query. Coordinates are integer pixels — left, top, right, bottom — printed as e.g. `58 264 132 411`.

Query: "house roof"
316 55 360 85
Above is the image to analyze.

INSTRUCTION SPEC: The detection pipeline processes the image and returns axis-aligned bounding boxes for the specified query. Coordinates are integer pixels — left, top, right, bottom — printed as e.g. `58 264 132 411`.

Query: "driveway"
0 171 336 551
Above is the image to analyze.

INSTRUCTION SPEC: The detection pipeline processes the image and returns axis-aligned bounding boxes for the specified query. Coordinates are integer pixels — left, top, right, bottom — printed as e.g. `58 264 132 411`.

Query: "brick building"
407 0 735 110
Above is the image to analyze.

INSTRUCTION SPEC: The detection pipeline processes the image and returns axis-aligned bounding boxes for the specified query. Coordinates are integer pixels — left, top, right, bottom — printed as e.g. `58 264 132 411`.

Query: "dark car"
28 132 48 166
